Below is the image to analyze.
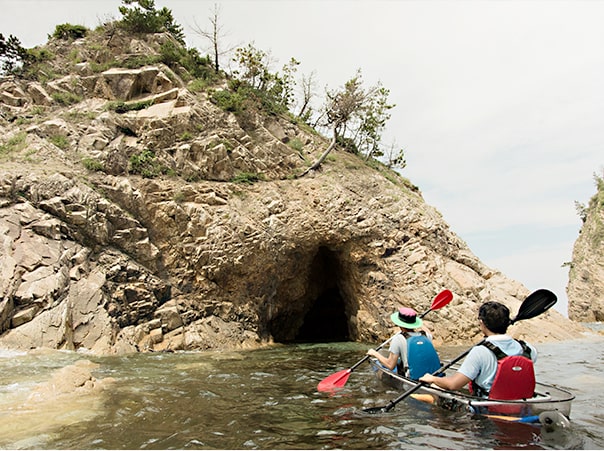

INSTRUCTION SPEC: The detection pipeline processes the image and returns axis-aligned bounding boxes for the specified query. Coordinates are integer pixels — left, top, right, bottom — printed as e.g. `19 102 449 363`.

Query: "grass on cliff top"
3 20 419 197
0 132 28 157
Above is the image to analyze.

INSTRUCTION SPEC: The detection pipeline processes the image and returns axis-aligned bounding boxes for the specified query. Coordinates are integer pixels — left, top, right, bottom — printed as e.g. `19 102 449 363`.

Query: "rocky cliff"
0 25 587 354
567 175 604 321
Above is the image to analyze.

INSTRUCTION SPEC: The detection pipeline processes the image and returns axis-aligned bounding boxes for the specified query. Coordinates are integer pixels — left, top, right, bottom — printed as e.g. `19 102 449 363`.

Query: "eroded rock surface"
567 179 604 322
0 27 588 354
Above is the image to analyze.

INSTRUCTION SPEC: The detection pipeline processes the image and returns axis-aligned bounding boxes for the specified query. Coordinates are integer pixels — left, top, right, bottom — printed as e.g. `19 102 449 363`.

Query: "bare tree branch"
297 70 317 121
189 3 236 73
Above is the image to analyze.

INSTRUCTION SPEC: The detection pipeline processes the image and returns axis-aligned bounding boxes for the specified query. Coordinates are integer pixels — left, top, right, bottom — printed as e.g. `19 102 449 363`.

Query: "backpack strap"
481 340 507 360
481 340 532 360
470 341 508 396
516 339 533 359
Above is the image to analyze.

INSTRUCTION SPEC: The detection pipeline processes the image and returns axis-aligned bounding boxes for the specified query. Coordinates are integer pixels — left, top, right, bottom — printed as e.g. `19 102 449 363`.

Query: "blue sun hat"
390 307 423 329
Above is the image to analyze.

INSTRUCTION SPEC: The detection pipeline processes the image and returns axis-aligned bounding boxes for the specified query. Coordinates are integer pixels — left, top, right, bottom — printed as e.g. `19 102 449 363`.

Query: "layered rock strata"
0 28 587 354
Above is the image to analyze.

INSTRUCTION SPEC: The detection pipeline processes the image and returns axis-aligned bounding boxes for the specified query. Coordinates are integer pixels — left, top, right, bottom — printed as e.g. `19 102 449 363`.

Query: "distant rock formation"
567 176 604 321
0 26 587 354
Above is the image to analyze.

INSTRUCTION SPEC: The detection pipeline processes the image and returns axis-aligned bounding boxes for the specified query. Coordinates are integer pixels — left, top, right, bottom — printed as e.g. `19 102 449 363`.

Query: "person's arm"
419 371 471 391
367 349 399 371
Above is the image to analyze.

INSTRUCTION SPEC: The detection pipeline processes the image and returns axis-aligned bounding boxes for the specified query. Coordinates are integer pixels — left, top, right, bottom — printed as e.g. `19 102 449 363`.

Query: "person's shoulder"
470 342 497 359
459 344 491 370
391 333 406 344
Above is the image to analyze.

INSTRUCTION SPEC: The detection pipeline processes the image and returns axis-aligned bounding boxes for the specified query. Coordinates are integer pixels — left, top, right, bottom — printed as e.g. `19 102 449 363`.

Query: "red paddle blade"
431 289 453 310
317 369 351 392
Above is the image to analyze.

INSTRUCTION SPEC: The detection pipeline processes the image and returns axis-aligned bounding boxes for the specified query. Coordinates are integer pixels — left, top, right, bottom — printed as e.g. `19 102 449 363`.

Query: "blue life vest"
405 333 442 380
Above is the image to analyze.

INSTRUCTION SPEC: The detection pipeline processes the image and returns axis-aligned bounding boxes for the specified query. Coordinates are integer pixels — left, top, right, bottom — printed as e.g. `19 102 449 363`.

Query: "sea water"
0 331 602 449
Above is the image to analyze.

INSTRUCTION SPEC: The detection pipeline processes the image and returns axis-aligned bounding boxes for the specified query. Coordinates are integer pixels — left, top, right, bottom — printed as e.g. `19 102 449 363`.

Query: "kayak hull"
370 361 574 423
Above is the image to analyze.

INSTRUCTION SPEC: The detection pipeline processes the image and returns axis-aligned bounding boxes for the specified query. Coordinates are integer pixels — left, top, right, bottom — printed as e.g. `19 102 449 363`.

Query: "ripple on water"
198 389 219 398
207 372 240 380
316 429 339 436
250 371 275 378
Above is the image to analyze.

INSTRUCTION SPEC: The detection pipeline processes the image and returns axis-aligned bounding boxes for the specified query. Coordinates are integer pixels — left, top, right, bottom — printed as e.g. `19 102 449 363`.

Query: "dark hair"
478 301 510 334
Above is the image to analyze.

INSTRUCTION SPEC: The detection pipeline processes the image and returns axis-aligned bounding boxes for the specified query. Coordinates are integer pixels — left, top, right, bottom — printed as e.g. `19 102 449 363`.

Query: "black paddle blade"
363 406 387 414
512 289 557 324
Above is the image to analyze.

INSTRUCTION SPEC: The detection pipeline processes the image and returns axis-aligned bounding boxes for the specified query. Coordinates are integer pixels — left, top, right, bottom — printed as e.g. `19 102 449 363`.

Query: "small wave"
316 429 339 436
581 322 604 332
0 349 27 359
0 382 28 393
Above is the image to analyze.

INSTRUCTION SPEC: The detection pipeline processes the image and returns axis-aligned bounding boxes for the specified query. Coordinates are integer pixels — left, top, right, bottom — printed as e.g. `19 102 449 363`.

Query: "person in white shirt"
419 301 537 396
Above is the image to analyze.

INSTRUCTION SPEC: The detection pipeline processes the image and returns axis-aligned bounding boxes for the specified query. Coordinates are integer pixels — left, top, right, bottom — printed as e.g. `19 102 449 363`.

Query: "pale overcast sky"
3 0 604 316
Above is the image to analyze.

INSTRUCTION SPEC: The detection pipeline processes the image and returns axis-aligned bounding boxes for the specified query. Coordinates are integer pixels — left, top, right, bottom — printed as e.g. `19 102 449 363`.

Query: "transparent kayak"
370 360 574 425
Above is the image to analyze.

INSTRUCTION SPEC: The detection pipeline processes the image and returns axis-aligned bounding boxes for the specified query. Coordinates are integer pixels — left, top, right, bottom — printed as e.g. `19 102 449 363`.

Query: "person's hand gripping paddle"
317 289 453 392
363 288 557 413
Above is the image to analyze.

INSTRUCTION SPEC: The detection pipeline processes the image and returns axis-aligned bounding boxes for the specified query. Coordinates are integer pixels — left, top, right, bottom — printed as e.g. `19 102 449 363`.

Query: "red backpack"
471 340 536 400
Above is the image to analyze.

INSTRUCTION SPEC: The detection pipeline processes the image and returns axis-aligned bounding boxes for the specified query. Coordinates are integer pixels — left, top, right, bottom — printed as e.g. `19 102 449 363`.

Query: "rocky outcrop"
0 27 588 355
567 176 604 321
2 357 114 446
25 359 114 403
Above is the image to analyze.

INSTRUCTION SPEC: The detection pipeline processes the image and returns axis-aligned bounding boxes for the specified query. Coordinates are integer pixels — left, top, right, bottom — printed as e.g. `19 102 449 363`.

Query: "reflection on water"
0 335 602 449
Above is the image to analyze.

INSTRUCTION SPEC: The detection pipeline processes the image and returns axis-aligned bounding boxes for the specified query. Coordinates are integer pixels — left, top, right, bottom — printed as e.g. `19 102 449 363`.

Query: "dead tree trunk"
299 128 337 177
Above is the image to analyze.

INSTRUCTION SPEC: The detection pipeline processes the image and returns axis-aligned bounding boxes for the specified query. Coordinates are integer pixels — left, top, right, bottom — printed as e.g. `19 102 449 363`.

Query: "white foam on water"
0 348 27 358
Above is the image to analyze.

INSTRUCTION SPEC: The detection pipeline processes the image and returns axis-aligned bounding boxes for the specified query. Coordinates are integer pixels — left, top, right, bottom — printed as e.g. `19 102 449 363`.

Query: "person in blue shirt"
419 301 537 396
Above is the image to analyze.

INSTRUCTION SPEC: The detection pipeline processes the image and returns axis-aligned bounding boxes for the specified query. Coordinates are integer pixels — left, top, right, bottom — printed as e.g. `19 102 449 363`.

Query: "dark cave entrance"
286 246 352 343
295 286 350 342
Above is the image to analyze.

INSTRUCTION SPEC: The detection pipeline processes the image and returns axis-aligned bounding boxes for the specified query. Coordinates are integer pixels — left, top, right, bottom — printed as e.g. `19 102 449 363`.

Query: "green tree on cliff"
119 0 185 45
219 43 299 116
0 33 29 74
575 170 604 224
300 69 403 176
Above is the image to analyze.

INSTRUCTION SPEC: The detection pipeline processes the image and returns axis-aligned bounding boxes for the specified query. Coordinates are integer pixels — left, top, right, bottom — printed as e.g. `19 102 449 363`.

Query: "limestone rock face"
0 27 587 354
567 179 604 321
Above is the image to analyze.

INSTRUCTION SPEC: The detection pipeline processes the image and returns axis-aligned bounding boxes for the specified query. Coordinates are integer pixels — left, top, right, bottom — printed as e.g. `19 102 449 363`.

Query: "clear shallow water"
0 333 602 449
